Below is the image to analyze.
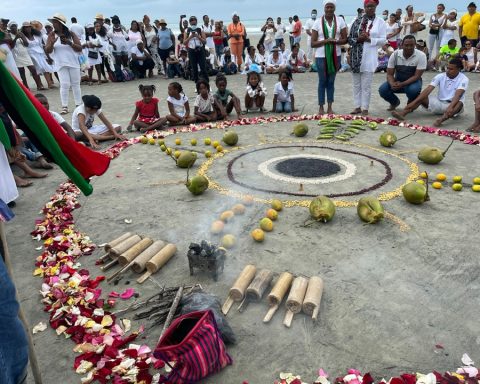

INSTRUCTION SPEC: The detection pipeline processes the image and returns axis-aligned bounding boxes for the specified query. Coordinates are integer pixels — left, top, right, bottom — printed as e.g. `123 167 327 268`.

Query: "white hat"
7 21 18 28
48 13 68 27
85 23 94 28
323 0 336 5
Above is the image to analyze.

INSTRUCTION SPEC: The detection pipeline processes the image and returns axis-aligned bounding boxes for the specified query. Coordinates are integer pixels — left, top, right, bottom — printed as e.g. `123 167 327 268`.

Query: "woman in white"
385 13 402 49
45 14 82 115
261 17 277 54
84 24 103 85
463 40 478 71
402 5 425 38
142 15 161 72
428 4 446 61
127 21 143 54
7 21 45 90
311 0 348 115
347 0 386 115
94 21 113 82
266 47 285 74
440 10 458 46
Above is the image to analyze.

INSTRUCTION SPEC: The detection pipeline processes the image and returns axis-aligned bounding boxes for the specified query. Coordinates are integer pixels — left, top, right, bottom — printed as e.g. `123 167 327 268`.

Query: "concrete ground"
6 67 480 384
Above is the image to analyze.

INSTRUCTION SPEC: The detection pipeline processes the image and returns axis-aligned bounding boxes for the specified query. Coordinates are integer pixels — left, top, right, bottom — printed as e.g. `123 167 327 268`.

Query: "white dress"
0 144 18 205
9 33 33 68
26 36 53 73
440 20 458 46
86 36 102 66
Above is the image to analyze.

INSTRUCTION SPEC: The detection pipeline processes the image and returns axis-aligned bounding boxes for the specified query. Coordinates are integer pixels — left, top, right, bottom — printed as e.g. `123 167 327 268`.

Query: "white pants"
0 144 18 204
352 72 374 110
306 37 314 61
427 95 464 116
57 66 82 108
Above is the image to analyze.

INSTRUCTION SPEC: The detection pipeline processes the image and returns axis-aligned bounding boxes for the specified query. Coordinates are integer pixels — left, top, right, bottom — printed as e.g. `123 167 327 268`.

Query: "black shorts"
158 47 174 61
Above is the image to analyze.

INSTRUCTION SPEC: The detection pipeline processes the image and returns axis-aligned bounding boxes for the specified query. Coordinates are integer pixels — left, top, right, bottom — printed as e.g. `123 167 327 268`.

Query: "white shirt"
312 16 347 58
72 104 101 132
52 34 80 69
440 20 458 46
267 53 284 67
194 93 215 113
220 53 237 66
305 18 317 41
430 72 469 102
354 17 387 73
70 23 85 39
274 81 294 102
50 111 65 125
264 27 276 44
201 24 214 49
130 46 149 64
288 51 306 66
386 22 401 42
275 23 285 39
167 95 189 117
246 82 267 97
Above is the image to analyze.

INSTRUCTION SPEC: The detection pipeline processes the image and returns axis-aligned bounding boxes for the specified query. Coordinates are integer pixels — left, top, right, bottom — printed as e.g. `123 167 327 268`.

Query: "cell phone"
180 14 186 18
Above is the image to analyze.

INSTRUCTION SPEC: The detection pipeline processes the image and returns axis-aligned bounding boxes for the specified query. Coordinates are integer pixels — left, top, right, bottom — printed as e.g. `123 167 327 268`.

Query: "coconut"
357 197 384 224
417 147 444 164
177 151 197 168
222 130 239 146
379 131 397 147
402 182 429 204
309 196 336 223
293 123 309 137
186 175 209 195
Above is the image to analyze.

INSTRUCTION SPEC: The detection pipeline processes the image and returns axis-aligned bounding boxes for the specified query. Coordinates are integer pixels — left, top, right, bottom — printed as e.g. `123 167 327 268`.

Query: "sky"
2 0 466 25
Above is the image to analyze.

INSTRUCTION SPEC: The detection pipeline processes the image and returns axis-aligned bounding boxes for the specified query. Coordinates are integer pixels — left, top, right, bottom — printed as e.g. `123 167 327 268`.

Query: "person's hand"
115 133 127 141
89 139 100 149
47 31 58 45
46 57 53 65
391 81 403 91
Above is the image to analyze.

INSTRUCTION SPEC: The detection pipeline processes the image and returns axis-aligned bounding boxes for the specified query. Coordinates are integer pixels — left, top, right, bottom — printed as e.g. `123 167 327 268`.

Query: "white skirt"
87 51 102 66
12 44 34 68
0 44 21 78
29 51 54 74
0 144 18 204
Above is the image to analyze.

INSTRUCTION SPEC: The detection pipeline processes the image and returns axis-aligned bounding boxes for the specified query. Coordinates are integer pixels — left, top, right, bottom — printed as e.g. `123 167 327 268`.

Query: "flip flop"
350 109 362 115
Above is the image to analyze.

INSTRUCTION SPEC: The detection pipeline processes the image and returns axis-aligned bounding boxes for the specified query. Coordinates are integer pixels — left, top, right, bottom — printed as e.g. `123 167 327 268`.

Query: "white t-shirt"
305 18 317 41
167 95 188 117
312 16 347 58
201 24 214 49
130 46 148 64
275 23 286 39
70 23 85 39
194 93 215 113
50 111 65 125
267 53 284 67
386 22 401 42
430 72 469 102
72 104 102 132
274 81 294 102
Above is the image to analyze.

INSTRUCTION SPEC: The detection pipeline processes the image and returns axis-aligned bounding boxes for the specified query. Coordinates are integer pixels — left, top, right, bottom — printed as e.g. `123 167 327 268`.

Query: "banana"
335 135 349 141
350 119 366 126
345 128 360 134
317 134 334 139
368 122 379 130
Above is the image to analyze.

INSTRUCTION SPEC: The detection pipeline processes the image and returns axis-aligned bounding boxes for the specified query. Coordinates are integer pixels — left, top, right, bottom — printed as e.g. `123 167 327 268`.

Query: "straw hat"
159 19 167 25
22 21 31 27
30 20 43 30
95 13 105 20
48 13 68 27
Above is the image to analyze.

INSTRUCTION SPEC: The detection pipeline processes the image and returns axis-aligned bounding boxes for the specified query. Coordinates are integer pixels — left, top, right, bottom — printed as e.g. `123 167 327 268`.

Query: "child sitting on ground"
245 70 267 112
271 69 296 113
214 74 242 119
166 51 184 78
127 84 167 132
193 78 221 122
220 47 238 75
71 95 126 149
34 93 76 140
165 82 197 125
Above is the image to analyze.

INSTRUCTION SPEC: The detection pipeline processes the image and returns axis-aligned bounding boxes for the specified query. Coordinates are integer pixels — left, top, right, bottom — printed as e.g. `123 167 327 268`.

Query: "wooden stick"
263 271 293 323
109 234 142 258
302 276 324 321
131 240 166 274
160 286 184 340
137 244 177 284
222 264 256 315
118 237 154 266
98 252 112 263
101 258 118 271
283 309 295 328
1 222 43 384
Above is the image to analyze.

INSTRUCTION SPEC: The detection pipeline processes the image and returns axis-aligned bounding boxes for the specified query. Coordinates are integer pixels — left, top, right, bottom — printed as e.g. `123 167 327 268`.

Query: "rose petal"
32 322 48 334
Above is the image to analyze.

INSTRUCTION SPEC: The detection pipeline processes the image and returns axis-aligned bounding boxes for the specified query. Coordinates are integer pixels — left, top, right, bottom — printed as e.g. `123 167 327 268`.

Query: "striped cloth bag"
153 310 232 383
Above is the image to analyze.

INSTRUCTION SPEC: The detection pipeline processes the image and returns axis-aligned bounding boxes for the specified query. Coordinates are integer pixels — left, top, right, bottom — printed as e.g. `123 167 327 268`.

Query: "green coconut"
293 123 309 137
177 151 197 168
309 196 336 223
186 175 209 195
222 130 239 146
402 182 429 204
357 197 385 223
379 131 397 147
417 147 444 164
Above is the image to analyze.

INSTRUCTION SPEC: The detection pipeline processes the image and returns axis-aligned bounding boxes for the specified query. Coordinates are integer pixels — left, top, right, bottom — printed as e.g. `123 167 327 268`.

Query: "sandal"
361 110 369 116
60 107 69 115
350 108 361 115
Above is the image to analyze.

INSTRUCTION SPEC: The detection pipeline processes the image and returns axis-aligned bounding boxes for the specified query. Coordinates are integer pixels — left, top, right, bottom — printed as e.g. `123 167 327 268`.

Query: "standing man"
392 58 468 127
70 17 85 40
292 15 302 45
184 16 208 82
378 35 427 111
275 17 286 47
201 15 216 66
459 2 480 47
305 9 317 62
287 16 294 49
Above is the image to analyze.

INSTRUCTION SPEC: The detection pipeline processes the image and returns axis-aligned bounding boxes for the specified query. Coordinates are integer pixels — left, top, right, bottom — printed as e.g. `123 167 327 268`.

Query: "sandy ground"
6 49 480 384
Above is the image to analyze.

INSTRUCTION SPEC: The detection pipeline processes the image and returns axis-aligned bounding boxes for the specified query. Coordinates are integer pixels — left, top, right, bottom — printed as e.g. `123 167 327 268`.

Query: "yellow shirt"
459 12 480 39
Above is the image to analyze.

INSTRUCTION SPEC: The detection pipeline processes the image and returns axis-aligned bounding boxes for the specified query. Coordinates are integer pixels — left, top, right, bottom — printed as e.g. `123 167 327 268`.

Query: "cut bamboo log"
105 232 133 252
283 276 309 328
221 264 256 315
263 271 293 323
109 234 142 258
238 269 273 312
137 244 177 284
131 240 166 273
118 237 154 265
302 276 324 321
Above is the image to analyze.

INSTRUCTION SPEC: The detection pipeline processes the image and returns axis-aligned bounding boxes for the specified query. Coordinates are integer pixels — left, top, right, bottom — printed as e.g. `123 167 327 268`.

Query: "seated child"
166 51 184 78
193 78 221 122
71 95 125 149
34 93 76 140
213 74 242 119
220 47 238 75
165 82 197 125
127 84 167 132
272 69 296 113
245 70 267 112
436 39 459 71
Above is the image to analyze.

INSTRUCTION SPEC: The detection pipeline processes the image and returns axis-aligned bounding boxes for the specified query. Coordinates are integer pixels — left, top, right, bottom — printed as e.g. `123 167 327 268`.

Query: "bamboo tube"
137 244 177 284
131 240 166 273
109 235 142 258
118 237 154 265
302 276 324 321
283 276 309 328
98 232 134 262
238 269 273 312
263 272 293 323
222 264 257 315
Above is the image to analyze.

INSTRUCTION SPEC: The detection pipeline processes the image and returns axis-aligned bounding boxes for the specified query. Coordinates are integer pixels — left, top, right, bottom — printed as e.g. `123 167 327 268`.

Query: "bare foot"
14 175 33 187
33 157 54 170
23 169 48 178
318 107 325 115
387 102 400 111
391 110 406 121
350 108 361 115
432 118 444 127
